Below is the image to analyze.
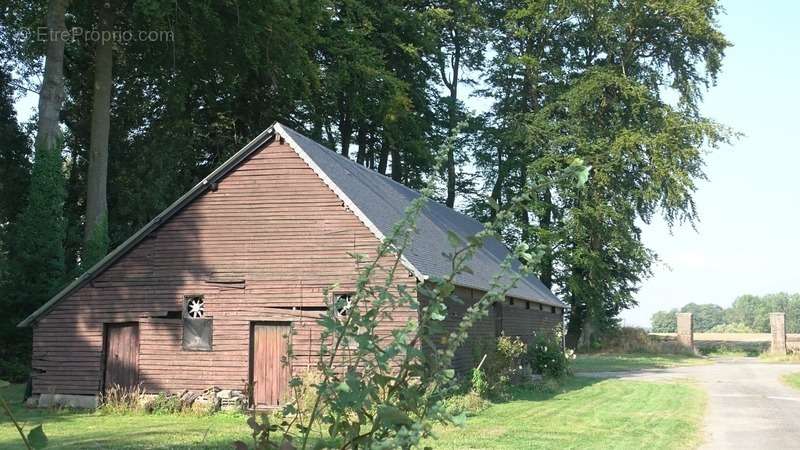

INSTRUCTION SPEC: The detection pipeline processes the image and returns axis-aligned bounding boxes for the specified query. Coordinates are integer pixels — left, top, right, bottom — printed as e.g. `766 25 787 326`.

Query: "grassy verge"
2 377 707 450
760 352 800 363
429 377 706 450
571 353 708 373
0 384 251 449
781 373 800 390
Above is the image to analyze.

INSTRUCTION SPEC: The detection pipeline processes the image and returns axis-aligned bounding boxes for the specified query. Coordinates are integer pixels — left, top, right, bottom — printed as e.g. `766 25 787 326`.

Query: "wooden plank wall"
31 140 416 396
428 286 563 374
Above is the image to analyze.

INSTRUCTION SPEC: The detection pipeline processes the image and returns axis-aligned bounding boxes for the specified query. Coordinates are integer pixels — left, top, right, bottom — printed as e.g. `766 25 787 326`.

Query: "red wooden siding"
426 286 563 374
31 140 415 396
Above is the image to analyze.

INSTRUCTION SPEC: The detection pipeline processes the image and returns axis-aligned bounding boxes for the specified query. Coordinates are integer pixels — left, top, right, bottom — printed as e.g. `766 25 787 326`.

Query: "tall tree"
0 0 69 372
481 0 731 347
431 0 486 207
83 0 115 267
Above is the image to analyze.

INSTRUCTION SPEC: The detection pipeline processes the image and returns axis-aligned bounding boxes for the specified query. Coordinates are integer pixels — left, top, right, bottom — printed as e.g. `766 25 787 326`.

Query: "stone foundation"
33 393 99 409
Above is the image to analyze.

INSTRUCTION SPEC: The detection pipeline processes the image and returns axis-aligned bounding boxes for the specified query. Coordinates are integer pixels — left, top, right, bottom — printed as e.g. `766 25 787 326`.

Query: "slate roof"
20 123 562 327
276 124 564 307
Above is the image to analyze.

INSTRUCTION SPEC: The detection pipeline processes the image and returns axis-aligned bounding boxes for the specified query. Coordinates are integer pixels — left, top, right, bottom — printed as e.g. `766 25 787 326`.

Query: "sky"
619 0 800 326
12 1 799 328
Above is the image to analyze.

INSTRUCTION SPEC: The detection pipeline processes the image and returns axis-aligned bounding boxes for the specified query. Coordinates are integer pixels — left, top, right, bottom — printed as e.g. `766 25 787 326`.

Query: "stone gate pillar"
676 312 694 349
770 312 787 355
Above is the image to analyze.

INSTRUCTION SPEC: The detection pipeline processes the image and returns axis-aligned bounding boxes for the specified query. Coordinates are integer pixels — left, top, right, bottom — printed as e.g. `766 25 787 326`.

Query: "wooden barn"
19 123 565 409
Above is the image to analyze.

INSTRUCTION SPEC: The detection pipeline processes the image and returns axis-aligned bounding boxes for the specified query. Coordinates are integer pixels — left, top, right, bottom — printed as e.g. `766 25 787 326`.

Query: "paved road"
579 358 800 449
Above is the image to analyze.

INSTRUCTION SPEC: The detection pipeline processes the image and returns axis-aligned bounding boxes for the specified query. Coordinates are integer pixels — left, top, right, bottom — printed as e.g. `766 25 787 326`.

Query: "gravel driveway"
578 358 800 449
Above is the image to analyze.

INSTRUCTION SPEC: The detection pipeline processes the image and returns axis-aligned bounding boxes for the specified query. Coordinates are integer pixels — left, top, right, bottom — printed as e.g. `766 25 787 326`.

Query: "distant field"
650 332 800 342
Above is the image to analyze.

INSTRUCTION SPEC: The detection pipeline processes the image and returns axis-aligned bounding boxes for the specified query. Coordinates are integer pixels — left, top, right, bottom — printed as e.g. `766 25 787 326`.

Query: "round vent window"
186 297 205 318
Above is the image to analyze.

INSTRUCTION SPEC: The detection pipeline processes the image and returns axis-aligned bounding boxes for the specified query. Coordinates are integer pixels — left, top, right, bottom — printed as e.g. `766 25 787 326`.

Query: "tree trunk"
444 39 460 208
377 145 389 175
35 0 70 155
489 146 504 219
565 297 586 349
355 124 367 165
84 0 115 257
538 187 554 289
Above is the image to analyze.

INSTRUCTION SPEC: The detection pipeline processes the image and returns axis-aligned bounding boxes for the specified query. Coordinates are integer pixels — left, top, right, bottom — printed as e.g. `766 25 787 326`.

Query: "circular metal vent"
186 297 204 318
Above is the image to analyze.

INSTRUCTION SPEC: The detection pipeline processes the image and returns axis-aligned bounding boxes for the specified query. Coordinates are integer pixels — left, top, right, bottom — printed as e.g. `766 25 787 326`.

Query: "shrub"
471 335 527 398
440 391 489 417
592 326 695 355
0 357 28 384
527 330 571 379
148 393 184 414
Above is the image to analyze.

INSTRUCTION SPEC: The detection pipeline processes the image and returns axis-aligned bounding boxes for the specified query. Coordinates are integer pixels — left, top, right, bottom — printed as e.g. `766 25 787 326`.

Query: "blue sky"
13 1 797 328
619 0 800 326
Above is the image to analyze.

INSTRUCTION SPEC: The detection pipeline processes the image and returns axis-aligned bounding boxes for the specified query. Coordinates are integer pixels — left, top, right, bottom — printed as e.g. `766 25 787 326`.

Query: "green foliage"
0 381 48 449
1 137 67 381
477 0 732 348
81 212 109 270
471 335 527 398
650 293 800 333
440 391 489 417
527 330 572 379
469 368 488 397
650 309 678 333
707 322 756 333
680 303 725 331
591 327 695 356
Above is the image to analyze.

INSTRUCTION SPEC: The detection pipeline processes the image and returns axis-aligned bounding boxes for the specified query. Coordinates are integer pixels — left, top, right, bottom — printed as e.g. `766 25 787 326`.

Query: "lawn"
430 377 706 450
571 353 708 373
0 384 252 449
781 372 800 390
1 378 707 449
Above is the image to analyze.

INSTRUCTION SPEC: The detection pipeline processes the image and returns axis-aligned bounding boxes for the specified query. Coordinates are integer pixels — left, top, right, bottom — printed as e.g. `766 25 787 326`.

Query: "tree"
480 0 732 347
650 309 677 333
430 0 486 207
83 0 116 267
680 303 724 332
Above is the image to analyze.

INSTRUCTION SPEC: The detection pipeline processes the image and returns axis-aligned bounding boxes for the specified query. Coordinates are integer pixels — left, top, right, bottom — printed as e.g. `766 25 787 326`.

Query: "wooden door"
251 323 290 408
104 323 140 390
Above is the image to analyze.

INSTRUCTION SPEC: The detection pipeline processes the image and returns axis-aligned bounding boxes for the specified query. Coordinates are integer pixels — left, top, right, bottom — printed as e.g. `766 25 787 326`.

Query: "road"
579 358 800 449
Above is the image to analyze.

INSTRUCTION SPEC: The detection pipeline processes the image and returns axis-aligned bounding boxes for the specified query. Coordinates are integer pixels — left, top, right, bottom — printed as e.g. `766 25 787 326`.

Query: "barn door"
104 323 140 390
251 323 290 408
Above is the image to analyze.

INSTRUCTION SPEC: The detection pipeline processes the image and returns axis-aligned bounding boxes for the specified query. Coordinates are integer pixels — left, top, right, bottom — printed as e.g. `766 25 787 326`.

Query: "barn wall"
31 139 417 396
424 286 563 374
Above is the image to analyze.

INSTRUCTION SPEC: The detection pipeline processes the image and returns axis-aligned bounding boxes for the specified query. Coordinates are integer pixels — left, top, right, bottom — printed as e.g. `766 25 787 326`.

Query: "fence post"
676 312 694 349
770 312 787 355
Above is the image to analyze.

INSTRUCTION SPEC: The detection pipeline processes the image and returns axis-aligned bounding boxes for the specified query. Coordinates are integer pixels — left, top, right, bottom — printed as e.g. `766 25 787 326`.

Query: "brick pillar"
676 312 694 349
770 312 787 355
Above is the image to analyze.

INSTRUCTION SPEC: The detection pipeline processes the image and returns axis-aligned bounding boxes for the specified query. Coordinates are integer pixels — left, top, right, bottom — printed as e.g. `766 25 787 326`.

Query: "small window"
551 306 556 314
525 302 531 310
333 294 354 318
183 295 212 351
509 298 515 306
539 303 543 311
183 317 213 351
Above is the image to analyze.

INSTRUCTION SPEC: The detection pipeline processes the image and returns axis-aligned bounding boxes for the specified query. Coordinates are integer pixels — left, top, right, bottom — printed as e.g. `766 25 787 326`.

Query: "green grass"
571 353 708 373
781 372 800 390
429 377 706 450
0 384 252 449
760 352 800 363
1 378 707 449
